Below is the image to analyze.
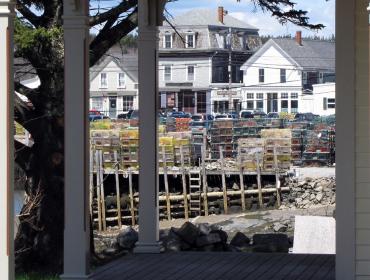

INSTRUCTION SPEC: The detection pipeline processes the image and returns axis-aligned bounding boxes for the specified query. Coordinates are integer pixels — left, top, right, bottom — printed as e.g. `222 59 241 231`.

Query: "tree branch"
89 0 137 27
16 1 41 27
89 8 138 67
14 140 33 172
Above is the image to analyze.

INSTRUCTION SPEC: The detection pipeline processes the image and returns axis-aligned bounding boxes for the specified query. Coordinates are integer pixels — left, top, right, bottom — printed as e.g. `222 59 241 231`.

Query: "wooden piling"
99 150 107 231
114 151 122 228
95 150 102 231
237 146 246 211
89 149 94 217
201 144 209 216
162 146 171 220
180 146 189 220
273 147 281 207
219 146 228 214
128 168 135 226
256 153 263 208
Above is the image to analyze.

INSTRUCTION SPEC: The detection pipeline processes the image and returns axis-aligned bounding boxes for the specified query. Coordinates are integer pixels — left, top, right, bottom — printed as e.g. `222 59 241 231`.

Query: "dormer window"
164 33 172 49
186 33 195 48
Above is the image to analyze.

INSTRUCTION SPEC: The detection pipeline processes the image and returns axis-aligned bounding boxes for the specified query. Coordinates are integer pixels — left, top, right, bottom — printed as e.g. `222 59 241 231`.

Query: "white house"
241 32 335 114
300 83 336 116
158 7 261 114
89 49 139 119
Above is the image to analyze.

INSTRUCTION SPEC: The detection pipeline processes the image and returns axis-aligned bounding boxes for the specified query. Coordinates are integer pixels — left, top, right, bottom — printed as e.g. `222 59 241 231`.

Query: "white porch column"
135 0 166 253
0 1 14 279
61 0 90 279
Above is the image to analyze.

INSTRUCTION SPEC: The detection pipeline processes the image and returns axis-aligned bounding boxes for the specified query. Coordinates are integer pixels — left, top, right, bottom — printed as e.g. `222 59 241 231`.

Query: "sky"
165 0 335 37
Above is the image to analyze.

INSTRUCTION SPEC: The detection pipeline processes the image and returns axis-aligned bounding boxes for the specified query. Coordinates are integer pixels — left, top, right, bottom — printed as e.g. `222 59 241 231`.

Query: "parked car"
168 111 190 118
253 110 267 118
294 112 319 122
239 110 254 119
117 110 134 120
89 114 109 122
215 114 233 120
267 112 280 119
190 114 213 129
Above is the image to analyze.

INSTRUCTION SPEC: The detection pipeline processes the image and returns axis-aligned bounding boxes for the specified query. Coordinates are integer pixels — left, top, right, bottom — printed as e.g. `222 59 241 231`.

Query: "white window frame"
256 93 264 100
91 98 103 111
327 98 335 109
291 92 298 99
186 33 195 48
246 93 254 99
163 33 173 49
259 68 264 83
281 93 289 99
122 96 134 111
100 72 108 89
117 72 126 88
187 65 195 81
280 69 287 83
164 65 172 81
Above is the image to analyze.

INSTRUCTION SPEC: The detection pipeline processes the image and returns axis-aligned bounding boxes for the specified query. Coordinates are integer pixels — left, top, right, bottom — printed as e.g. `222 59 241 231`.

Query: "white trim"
163 32 173 49
185 33 195 49
99 72 108 89
164 65 172 81
186 65 195 81
117 72 126 89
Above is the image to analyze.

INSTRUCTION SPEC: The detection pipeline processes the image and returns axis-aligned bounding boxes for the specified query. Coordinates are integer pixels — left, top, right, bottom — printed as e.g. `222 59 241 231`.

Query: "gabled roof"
90 47 138 82
242 38 335 71
164 9 258 30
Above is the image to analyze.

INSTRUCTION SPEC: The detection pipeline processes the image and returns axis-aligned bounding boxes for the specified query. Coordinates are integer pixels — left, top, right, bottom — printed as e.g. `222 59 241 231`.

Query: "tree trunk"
14 68 65 273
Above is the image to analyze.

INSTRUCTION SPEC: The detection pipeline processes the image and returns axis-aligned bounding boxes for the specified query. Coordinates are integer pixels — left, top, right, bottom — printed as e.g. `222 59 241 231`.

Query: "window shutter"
323 98 328 110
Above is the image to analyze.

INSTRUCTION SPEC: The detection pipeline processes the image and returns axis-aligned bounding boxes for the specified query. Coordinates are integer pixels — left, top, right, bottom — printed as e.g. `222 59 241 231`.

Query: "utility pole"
227 27 233 113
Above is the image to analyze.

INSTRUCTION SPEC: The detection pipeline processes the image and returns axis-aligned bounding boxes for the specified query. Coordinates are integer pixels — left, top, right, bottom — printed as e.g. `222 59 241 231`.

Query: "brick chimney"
295 31 302 46
218 6 224 24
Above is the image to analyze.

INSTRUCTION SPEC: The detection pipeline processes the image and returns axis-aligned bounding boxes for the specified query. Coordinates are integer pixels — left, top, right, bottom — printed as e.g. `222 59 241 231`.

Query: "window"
291 92 298 99
164 65 172 81
256 93 264 99
303 72 307 84
100 73 107 88
122 96 134 111
164 33 172 48
256 100 264 110
214 101 229 113
324 98 336 110
91 98 103 111
186 34 195 48
247 101 254 110
259 68 264 83
187 65 195 81
118 73 125 88
291 100 298 113
281 100 288 112
247 93 254 99
281 93 288 99
280 69 286 83
197 92 206 113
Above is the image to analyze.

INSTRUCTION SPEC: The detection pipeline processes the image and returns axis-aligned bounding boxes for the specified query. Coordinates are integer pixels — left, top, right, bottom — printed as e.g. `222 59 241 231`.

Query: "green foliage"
14 19 62 51
119 33 138 48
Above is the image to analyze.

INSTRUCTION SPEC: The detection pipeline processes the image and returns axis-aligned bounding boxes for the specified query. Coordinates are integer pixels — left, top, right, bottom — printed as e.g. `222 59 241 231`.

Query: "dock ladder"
189 170 202 216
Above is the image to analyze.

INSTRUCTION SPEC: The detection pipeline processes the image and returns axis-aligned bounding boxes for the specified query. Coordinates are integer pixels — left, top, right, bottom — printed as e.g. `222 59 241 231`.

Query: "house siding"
355 0 370 279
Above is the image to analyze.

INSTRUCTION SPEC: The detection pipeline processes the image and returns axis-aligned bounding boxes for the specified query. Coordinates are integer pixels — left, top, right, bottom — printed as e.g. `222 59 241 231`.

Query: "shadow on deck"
92 252 335 280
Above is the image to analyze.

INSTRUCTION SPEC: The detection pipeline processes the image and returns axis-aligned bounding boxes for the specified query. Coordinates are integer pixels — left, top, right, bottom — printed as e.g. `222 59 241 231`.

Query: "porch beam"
0 1 15 279
61 0 90 279
134 0 166 254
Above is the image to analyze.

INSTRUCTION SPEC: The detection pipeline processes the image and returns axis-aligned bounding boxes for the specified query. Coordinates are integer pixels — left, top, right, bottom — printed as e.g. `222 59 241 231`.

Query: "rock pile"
280 177 335 209
161 222 291 253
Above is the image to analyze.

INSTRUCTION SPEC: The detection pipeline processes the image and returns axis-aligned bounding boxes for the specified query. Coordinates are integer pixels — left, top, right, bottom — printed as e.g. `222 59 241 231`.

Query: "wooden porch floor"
92 252 335 280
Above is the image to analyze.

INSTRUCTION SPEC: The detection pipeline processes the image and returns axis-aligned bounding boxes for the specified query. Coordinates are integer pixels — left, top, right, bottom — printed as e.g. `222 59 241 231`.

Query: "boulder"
117 226 138 249
210 229 228 245
273 223 288 233
164 229 182 252
252 234 290 253
198 223 212 236
230 232 250 248
195 233 222 247
176 222 199 245
232 183 240 191
316 193 324 203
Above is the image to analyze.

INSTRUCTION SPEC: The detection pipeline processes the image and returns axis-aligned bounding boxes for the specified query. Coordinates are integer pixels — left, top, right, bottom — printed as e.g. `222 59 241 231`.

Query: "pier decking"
92 252 335 280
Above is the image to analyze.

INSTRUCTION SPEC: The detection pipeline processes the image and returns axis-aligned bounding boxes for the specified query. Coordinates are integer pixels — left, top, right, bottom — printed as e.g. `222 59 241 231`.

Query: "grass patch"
16 273 59 280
